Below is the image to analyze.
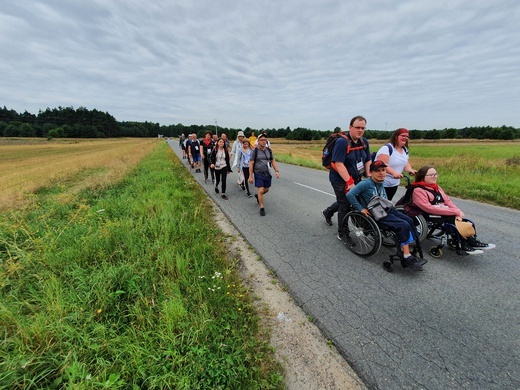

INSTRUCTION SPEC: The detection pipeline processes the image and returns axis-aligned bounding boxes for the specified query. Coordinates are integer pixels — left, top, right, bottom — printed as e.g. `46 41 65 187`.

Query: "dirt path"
214 207 366 390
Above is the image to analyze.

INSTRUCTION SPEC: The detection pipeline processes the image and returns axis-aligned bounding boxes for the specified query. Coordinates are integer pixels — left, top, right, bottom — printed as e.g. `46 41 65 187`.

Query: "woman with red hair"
375 128 416 200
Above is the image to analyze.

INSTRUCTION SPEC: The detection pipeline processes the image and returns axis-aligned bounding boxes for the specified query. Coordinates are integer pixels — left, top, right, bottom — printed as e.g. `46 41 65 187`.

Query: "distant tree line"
1 106 519 141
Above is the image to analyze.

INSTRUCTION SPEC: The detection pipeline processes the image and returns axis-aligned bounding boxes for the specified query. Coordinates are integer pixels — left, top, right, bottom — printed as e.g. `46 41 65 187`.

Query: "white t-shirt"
375 144 409 187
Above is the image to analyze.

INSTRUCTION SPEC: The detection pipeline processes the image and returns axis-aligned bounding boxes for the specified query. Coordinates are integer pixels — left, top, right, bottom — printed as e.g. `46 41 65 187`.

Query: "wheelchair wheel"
340 211 381 257
447 238 458 249
430 246 443 258
395 206 428 242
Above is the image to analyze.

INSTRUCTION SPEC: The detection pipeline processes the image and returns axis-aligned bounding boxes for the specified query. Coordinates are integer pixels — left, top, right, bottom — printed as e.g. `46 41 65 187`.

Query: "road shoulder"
213 205 366 390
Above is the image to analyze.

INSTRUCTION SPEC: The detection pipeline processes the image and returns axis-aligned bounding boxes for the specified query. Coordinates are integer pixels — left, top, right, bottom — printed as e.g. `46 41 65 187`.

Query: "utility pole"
215 120 218 136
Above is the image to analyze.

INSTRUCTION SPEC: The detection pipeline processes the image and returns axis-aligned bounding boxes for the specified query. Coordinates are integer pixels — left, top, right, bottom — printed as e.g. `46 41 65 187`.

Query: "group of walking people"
179 115 495 270
179 130 279 216
323 115 495 271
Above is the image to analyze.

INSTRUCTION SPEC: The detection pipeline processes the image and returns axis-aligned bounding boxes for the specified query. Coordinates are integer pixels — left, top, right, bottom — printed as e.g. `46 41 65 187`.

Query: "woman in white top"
231 131 246 187
375 128 416 200
210 138 232 200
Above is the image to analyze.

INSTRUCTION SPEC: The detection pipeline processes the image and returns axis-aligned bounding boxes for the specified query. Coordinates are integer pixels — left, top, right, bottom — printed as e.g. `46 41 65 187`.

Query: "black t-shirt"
201 139 215 156
188 139 201 156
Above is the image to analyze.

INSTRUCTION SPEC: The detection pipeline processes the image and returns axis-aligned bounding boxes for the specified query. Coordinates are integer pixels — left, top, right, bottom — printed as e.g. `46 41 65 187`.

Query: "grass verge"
0 142 284 389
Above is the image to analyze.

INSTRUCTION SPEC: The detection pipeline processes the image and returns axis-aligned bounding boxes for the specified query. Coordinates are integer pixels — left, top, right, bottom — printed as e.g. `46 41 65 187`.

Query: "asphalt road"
168 140 520 390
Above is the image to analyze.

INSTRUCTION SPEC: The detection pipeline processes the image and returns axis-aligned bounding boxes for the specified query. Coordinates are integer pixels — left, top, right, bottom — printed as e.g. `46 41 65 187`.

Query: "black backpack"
322 132 367 170
252 147 273 163
395 184 443 217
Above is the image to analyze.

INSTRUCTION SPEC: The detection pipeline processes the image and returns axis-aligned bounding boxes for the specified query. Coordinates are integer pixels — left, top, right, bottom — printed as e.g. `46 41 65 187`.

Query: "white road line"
293 182 336 197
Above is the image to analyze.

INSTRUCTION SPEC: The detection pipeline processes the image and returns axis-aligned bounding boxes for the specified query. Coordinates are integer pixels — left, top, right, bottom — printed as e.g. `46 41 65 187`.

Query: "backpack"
370 143 408 163
395 184 442 217
188 139 200 153
321 132 367 170
252 147 273 163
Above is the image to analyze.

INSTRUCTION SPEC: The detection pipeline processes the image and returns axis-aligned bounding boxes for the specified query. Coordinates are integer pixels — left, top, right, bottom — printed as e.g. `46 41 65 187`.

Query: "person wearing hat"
411 165 495 254
346 160 426 271
375 128 417 200
254 132 270 148
231 131 246 189
249 133 280 216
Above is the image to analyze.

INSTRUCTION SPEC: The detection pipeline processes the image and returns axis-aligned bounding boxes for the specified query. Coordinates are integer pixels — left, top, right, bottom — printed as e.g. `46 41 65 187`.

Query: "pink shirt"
412 185 463 217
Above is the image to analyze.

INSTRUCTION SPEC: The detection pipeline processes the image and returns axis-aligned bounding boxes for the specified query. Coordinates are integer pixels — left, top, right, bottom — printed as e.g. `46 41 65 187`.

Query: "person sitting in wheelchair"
411 165 495 254
346 160 425 271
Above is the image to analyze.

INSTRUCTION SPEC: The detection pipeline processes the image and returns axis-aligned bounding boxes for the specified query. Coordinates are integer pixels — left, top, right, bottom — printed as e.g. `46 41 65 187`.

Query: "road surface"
168 140 520 390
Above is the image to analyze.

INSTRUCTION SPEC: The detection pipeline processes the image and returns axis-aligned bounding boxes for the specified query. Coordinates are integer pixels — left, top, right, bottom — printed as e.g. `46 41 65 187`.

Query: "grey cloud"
1 0 519 130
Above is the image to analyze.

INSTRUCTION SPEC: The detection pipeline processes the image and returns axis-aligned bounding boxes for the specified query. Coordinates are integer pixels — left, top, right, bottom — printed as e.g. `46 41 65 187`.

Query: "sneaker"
222 194 228 200
215 187 219 194
460 242 484 255
322 210 333 226
240 183 246 191
337 233 346 243
467 237 496 250
247 192 252 198
260 208 266 216
402 255 423 272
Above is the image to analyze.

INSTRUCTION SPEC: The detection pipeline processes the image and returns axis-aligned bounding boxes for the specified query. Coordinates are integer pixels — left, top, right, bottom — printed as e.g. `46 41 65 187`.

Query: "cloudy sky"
1 1 519 131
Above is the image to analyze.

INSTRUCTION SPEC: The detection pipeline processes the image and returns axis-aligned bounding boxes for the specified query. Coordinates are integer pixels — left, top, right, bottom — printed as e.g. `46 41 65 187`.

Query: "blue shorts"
254 172 272 188
191 154 201 163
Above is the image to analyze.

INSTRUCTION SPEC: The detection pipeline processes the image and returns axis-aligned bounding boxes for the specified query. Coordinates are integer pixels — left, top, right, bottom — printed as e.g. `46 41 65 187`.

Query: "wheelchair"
394 175 477 258
339 208 427 272
423 215 477 258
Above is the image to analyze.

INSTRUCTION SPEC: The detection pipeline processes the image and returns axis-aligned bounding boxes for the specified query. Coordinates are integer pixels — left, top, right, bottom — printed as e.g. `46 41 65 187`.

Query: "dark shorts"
254 172 272 188
192 154 201 163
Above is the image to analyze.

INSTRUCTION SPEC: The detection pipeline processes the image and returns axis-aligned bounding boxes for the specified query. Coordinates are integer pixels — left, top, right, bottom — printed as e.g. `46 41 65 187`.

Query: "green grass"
405 143 520 209
0 142 284 389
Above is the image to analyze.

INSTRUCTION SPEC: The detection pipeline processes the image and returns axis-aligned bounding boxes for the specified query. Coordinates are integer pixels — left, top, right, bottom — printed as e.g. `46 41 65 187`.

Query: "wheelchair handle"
402 174 413 186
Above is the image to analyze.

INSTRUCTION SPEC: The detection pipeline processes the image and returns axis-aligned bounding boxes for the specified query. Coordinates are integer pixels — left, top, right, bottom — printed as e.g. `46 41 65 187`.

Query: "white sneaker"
473 242 496 250
463 246 484 255
461 242 484 255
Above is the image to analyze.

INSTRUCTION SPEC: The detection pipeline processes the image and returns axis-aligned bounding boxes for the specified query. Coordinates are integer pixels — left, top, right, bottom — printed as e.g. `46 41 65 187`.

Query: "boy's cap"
370 160 387 171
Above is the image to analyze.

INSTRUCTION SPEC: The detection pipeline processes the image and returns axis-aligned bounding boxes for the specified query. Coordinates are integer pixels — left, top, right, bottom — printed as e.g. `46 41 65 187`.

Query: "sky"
1 1 519 131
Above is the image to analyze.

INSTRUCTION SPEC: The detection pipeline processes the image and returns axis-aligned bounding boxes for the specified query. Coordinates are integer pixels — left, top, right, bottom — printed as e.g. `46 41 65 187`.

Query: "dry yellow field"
0 138 158 211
